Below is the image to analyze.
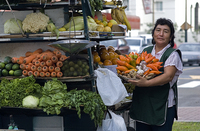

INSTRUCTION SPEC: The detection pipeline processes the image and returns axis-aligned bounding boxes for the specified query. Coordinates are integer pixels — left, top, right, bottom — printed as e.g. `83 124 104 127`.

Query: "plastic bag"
94 68 128 106
97 109 127 131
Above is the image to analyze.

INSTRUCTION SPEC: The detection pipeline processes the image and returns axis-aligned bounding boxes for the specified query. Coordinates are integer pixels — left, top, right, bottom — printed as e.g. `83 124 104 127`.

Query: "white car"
125 37 147 53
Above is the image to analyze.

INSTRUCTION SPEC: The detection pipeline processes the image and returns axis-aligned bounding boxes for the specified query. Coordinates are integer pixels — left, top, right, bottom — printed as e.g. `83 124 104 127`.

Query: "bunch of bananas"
111 6 131 31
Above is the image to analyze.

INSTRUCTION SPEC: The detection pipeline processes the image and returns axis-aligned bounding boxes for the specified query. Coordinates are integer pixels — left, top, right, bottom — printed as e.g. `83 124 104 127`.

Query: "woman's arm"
128 65 177 87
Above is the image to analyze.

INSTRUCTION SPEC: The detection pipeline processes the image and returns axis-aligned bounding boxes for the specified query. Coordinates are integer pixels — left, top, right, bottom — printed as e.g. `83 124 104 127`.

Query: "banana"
104 1 115 5
115 7 124 24
120 8 131 30
111 8 120 24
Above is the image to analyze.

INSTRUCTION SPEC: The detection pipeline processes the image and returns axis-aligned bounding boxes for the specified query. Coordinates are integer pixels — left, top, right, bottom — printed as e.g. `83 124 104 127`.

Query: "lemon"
59 27 66 31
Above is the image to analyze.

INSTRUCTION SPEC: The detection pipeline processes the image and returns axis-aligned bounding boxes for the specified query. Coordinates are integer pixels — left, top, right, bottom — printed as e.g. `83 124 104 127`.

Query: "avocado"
12 63 20 70
2 69 8 76
14 69 22 76
5 63 13 71
4 56 12 64
0 62 5 69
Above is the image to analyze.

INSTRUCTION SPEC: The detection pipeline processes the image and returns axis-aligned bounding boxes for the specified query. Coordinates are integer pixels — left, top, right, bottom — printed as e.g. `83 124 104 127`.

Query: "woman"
128 18 183 131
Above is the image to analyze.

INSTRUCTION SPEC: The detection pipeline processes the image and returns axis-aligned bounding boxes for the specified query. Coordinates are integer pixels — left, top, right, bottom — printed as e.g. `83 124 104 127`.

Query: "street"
178 65 200 107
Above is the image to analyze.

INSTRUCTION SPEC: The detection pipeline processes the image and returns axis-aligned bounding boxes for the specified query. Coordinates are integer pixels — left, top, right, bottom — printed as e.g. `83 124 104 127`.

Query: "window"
155 1 163 11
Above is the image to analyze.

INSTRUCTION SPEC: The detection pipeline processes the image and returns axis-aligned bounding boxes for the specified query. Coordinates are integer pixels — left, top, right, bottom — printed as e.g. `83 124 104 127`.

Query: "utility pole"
185 0 187 42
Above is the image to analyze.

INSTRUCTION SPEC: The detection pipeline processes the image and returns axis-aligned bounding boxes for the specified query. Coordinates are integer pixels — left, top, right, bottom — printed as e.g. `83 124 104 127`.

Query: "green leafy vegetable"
0 75 42 108
22 95 39 108
4 18 23 34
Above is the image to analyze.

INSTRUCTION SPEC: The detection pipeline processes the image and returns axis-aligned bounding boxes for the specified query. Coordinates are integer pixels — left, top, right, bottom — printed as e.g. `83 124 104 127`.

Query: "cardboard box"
111 25 126 36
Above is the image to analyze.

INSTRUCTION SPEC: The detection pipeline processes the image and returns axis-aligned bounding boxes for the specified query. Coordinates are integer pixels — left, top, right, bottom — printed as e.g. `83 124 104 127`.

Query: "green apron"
129 46 180 126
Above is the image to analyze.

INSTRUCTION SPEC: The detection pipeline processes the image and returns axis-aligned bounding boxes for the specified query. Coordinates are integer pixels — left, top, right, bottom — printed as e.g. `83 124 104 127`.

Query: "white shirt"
151 44 183 107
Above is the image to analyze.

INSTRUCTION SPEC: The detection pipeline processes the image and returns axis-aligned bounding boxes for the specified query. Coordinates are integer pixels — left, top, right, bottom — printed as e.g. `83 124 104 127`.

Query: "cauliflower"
22 12 50 33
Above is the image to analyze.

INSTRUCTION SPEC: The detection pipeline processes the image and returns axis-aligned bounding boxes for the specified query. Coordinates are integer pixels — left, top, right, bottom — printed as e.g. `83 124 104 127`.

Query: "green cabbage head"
22 95 39 108
4 18 23 34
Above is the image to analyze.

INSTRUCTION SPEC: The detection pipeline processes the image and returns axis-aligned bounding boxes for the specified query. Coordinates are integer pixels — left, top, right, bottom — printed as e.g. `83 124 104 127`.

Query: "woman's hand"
128 74 148 87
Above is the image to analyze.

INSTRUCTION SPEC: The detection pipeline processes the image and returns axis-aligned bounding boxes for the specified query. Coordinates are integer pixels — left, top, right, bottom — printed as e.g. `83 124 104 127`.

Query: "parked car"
178 43 200 66
139 34 153 45
125 37 147 53
99 39 130 54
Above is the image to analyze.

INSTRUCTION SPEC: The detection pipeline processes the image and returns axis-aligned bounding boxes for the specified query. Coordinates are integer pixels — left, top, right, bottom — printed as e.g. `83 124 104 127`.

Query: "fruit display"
0 56 22 77
111 6 131 31
61 56 90 77
11 48 69 78
117 51 163 80
92 45 120 66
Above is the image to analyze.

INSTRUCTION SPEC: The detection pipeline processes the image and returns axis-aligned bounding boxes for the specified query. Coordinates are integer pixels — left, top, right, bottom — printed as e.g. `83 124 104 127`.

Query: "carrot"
28 71 33 76
146 64 159 71
51 56 58 63
136 56 141 65
54 49 62 58
145 56 156 64
116 66 128 72
149 70 162 75
124 69 137 74
140 52 145 61
28 63 33 66
125 62 136 69
119 55 127 61
40 52 55 61
51 72 57 77
125 54 133 62
32 48 43 55
37 66 42 72
35 60 40 67
17 56 25 64
32 58 38 65
56 61 63 67
49 66 55 72
143 68 150 76
145 53 150 60
40 61 46 67
11 57 18 63
56 72 63 77
22 70 28 76
33 71 40 77
59 55 69 62
45 72 51 77
54 67 60 72
39 72 45 77
31 65 37 71
20 64 26 70
26 64 31 71
154 62 163 65
23 53 38 65
46 60 53 66
42 66 49 72
25 51 33 57
151 58 159 63
117 60 126 66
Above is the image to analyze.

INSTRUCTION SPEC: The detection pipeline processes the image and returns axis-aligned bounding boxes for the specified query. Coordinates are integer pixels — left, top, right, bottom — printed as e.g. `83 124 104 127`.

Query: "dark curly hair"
151 18 175 48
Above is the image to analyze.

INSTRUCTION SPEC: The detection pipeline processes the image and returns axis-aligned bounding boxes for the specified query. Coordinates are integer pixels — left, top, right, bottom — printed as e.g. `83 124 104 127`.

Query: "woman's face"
153 24 171 46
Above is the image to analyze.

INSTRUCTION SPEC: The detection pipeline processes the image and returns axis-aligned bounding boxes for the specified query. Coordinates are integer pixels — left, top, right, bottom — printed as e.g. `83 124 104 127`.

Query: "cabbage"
4 18 23 34
22 95 39 108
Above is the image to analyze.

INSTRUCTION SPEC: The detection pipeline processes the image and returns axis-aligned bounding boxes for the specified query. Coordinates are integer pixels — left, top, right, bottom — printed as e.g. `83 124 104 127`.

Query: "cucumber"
14 69 22 76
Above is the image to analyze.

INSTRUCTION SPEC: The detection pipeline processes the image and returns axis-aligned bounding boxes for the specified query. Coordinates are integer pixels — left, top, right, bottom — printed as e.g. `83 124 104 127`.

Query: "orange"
103 60 112 66
114 52 119 58
109 52 115 60
108 48 115 52
99 48 108 55
92 50 99 56
111 58 119 65
98 61 103 65
100 52 110 61
108 46 115 50
93 55 101 63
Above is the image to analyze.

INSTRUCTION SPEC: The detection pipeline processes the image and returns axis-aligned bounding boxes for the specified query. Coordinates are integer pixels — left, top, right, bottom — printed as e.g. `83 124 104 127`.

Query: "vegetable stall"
0 0 137 130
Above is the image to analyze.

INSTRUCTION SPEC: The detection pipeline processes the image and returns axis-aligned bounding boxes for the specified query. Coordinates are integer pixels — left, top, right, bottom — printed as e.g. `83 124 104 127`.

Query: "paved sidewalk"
177 107 200 122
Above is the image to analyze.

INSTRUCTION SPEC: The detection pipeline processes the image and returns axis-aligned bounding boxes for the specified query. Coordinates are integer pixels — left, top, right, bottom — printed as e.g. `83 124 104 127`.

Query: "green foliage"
173 122 200 131
89 0 103 17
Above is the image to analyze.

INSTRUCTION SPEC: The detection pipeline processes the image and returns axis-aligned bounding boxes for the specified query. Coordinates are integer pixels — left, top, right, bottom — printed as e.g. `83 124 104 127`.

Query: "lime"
9 70 14 76
133 54 138 59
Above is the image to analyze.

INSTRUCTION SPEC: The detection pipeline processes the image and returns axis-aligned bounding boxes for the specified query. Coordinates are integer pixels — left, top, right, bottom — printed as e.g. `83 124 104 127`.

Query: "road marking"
190 75 200 79
178 81 200 88
183 67 200 71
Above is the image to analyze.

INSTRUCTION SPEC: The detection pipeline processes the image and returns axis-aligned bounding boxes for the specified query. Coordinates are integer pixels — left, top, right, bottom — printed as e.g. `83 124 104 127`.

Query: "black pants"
136 105 176 131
